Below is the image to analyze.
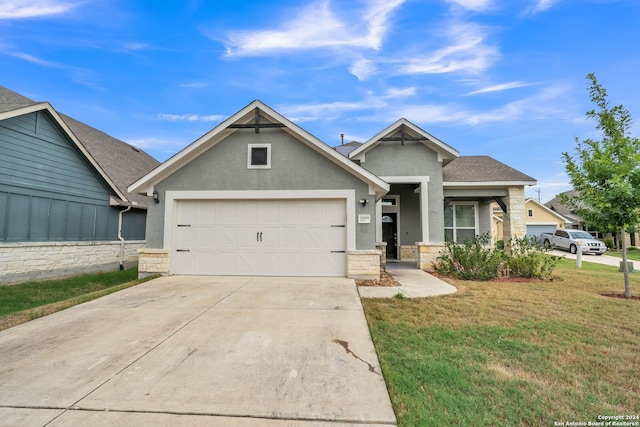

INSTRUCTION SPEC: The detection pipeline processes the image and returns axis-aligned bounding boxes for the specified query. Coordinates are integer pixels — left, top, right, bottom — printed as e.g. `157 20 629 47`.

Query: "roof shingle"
443 155 536 183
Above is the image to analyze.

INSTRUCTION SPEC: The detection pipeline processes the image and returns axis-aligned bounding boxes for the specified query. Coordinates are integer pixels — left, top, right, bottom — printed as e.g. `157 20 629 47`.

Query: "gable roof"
0 86 159 206
348 118 459 163
334 141 362 157
525 198 571 223
129 100 390 199
443 156 536 186
545 190 581 224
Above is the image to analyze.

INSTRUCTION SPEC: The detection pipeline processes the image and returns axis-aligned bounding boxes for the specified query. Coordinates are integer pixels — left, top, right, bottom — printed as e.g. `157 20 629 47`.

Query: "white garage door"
526 224 557 240
173 199 347 276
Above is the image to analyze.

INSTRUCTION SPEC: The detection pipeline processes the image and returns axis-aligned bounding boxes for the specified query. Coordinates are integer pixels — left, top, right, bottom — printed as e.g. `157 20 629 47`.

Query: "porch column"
419 180 430 243
503 186 526 243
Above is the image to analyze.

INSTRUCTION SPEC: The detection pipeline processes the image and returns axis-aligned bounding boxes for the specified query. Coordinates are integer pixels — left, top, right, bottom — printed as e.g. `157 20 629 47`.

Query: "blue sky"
2 0 639 203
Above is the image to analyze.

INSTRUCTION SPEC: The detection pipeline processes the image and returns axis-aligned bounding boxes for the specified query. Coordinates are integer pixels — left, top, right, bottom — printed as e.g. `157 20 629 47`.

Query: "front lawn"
0 268 151 331
363 259 640 426
606 250 640 262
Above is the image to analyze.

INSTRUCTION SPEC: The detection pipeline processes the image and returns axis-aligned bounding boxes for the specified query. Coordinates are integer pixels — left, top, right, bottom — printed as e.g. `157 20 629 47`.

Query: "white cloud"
178 82 208 89
156 113 225 122
463 84 569 124
445 0 494 12
3 51 63 68
467 81 532 95
120 42 151 51
530 0 562 13
0 0 76 19
396 22 499 75
222 0 405 56
349 59 377 81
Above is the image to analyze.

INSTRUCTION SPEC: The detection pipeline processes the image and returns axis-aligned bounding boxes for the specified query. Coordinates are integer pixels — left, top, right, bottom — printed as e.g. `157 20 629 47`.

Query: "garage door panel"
217 202 239 222
195 226 216 248
219 227 238 249
173 199 346 276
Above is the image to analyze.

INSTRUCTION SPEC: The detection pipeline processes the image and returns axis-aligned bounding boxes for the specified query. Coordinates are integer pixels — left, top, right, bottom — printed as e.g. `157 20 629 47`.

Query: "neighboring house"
493 198 569 241
546 190 639 247
129 100 536 280
0 86 159 284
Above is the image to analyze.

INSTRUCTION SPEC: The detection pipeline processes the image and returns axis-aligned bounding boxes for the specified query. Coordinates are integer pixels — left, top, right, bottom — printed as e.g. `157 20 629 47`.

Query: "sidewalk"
358 262 457 298
550 250 639 269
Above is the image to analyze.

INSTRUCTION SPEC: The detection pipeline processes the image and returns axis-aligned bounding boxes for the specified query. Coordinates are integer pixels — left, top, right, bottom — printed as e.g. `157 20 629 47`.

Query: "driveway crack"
332 339 380 375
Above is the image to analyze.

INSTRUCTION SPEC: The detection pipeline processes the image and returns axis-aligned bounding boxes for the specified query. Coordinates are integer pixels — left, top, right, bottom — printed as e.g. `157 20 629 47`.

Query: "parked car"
540 229 607 255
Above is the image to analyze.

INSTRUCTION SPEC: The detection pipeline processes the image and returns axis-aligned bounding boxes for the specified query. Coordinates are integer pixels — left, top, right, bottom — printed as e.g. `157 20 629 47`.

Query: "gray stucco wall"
478 201 493 238
359 140 446 243
146 128 376 249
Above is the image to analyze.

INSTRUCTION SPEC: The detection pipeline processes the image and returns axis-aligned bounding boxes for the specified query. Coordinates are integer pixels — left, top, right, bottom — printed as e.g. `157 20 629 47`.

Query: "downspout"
118 206 132 271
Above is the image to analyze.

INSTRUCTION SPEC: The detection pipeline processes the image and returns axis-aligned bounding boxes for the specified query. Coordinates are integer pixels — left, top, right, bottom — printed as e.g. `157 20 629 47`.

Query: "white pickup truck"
540 229 607 255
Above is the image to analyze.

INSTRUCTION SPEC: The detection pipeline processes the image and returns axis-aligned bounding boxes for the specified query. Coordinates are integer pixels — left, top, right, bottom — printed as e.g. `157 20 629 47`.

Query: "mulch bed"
356 271 401 287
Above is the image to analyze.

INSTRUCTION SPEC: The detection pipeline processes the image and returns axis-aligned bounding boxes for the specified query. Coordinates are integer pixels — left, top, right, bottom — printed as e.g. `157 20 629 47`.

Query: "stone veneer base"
0 240 145 285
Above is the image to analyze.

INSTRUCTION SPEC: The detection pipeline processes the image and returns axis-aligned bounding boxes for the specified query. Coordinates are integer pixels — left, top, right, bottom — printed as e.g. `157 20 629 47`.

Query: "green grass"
363 260 640 426
606 250 640 262
0 268 153 330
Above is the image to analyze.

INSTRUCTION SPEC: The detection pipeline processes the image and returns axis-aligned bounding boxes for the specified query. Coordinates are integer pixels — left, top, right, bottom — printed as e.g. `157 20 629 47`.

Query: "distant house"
0 86 159 284
493 198 569 241
545 190 639 247
129 100 536 279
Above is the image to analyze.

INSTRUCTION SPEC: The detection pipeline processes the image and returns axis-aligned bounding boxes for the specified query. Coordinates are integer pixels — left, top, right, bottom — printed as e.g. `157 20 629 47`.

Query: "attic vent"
129 145 140 152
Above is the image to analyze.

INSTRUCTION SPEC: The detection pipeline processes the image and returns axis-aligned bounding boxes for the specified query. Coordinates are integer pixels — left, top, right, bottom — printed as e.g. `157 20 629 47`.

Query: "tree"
562 73 640 298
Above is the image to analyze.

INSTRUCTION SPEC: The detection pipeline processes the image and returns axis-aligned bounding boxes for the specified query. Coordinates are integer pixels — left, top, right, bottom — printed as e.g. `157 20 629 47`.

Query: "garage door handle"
331 225 346 227
177 224 191 227
331 250 346 253
176 249 190 252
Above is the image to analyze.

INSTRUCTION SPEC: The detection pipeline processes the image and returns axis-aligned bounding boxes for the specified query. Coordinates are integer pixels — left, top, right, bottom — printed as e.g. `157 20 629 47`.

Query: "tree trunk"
621 226 631 298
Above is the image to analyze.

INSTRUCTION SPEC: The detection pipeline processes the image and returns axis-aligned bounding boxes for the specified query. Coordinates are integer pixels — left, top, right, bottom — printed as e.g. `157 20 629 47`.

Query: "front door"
382 213 397 259
381 195 399 260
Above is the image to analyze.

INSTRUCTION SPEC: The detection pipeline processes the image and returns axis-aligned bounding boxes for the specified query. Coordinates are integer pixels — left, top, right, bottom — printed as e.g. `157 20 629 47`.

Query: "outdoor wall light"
359 198 369 207
152 190 160 204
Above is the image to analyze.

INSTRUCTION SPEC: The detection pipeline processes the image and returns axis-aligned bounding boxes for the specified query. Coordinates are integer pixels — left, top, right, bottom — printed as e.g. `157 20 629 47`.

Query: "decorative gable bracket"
227 107 286 133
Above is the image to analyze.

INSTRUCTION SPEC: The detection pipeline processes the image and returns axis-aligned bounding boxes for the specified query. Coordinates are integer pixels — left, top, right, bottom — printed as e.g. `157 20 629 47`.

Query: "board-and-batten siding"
0 111 146 242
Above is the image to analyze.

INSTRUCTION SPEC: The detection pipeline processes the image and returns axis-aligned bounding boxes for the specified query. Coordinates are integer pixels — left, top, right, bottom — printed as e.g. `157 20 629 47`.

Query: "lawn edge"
0 275 158 332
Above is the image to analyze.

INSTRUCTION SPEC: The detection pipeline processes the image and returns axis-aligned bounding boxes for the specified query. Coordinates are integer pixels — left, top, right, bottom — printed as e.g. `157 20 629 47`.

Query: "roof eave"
349 118 459 160
444 180 538 187
128 100 390 198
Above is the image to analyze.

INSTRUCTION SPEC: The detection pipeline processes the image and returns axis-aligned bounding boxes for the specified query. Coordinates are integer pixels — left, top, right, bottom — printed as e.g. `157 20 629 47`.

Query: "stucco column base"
416 242 445 270
347 250 381 280
138 249 170 278
375 242 387 271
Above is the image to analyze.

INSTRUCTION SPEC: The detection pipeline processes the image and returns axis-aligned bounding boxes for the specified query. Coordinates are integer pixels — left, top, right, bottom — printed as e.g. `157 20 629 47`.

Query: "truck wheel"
570 244 577 254
544 239 551 249
596 253 603 256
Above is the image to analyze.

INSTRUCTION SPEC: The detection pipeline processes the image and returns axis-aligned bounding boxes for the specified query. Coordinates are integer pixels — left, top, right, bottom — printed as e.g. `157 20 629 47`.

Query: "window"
444 203 478 243
528 209 534 217
247 144 271 169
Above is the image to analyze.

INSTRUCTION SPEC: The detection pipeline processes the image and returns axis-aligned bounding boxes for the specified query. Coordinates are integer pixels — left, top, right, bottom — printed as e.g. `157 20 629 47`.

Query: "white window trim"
247 143 271 169
444 202 479 243
528 209 534 218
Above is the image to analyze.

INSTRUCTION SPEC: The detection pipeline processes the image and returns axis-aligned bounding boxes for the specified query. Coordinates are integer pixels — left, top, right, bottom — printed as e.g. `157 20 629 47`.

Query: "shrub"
603 238 615 249
506 236 560 279
434 233 504 281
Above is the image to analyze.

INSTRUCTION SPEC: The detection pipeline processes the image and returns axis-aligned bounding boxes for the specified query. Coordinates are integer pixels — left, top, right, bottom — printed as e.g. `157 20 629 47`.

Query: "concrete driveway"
0 276 396 426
